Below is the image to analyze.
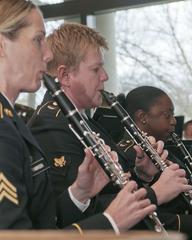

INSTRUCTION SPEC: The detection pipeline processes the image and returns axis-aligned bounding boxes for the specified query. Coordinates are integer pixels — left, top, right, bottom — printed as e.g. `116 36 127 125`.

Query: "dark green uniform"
28 91 192 237
0 92 113 232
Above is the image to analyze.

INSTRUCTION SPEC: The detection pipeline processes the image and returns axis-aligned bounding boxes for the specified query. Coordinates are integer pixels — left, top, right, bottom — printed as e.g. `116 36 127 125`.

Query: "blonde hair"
47 22 108 75
0 0 36 40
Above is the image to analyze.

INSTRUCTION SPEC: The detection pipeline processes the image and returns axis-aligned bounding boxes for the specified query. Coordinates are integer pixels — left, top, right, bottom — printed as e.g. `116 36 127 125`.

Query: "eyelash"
34 36 44 47
93 68 99 73
163 112 174 119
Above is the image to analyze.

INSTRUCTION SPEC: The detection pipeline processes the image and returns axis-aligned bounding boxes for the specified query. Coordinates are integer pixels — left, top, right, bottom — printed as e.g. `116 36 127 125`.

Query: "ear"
56 65 71 87
135 109 147 125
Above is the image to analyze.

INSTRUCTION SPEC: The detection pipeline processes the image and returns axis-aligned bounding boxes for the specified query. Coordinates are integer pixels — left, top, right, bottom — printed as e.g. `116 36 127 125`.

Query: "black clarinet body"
170 132 192 179
43 73 168 235
43 73 127 187
101 90 167 170
169 132 192 205
101 90 192 210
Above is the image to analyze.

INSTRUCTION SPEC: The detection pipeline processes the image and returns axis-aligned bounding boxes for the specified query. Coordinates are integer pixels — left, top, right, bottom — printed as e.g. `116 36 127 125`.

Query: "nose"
171 115 177 126
101 68 108 82
43 42 53 63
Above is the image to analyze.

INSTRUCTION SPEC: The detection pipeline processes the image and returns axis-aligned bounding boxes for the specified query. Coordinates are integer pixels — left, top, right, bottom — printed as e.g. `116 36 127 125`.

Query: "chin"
33 81 42 91
162 135 169 142
96 97 103 107
23 84 41 93
94 101 102 108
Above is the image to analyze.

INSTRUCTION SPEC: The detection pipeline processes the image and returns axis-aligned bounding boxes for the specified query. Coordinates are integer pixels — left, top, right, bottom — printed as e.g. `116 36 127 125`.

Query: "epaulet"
117 139 134 153
0 102 13 119
36 101 61 117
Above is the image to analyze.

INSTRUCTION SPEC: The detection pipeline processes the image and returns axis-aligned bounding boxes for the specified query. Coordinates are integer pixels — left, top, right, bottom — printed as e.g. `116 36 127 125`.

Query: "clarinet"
169 132 192 202
101 90 167 171
101 90 192 209
170 132 192 177
43 73 168 235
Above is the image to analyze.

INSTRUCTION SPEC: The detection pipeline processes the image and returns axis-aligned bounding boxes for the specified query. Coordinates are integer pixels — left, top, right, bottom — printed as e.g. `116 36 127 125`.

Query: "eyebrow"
89 62 104 68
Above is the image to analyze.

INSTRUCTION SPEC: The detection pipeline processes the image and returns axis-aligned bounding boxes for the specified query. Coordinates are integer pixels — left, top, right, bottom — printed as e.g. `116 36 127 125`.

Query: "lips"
99 88 104 93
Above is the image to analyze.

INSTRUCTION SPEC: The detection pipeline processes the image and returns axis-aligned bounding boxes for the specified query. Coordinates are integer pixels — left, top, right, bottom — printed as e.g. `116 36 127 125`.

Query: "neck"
0 84 18 105
0 68 19 105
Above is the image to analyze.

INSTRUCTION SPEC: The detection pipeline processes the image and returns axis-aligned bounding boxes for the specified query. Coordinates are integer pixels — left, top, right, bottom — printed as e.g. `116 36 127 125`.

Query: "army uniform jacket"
29 92 135 196
28 91 192 235
0 93 112 232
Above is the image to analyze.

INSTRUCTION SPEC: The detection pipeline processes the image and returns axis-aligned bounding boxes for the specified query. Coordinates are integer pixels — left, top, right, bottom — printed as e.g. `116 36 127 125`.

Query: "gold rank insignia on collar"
4 108 13 118
54 156 66 167
0 102 3 119
0 102 13 119
117 139 134 153
0 172 19 205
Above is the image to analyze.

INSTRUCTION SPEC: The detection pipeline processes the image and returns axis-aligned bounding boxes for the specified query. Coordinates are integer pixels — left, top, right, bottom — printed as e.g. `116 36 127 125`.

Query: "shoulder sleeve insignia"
117 139 134 153
54 156 66 168
0 172 19 205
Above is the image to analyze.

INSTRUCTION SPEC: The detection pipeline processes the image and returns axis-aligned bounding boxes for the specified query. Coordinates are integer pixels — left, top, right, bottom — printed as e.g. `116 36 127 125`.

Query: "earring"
142 120 146 124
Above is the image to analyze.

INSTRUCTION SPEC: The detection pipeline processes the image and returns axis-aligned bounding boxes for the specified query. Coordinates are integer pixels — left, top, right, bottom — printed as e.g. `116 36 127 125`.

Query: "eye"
162 111 174 119
33 35 44 48
93 67 99 73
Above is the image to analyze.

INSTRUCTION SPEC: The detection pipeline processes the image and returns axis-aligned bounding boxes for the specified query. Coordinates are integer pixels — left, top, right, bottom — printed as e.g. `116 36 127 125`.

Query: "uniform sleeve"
56 189 114 232
29 112 85 196
68 214 113 234
179 214 192 236
0 120 33 228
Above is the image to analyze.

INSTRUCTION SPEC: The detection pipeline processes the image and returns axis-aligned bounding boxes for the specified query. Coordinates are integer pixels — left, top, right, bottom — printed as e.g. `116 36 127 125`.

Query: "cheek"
155 123 169 137
72 80 86 97
148 121 162 133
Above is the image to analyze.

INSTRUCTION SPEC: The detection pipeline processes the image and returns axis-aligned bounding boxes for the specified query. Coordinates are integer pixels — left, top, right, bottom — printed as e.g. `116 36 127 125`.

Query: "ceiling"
32 0 182 21
32 0 64 6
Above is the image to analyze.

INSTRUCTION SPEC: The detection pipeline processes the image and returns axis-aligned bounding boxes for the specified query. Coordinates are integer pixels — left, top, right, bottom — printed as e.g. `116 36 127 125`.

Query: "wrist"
70 182 90 204
151 183 163 205
103 212 120 235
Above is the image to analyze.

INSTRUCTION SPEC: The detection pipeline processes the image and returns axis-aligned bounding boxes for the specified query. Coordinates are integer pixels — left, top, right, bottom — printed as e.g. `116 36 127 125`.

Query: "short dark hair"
125 86 166 119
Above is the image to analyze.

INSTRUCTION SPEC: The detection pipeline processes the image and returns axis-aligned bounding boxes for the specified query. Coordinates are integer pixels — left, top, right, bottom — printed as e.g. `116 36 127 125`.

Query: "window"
115 0 192 120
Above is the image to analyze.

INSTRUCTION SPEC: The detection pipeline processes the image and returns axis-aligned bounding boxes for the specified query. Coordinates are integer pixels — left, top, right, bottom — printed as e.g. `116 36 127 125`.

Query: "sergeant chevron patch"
0 172 19 205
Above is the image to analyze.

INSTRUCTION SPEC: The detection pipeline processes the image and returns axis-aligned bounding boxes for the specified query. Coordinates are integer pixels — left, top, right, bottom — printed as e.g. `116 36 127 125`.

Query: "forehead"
151 94 173 109
19 8 45 36
186 123 192 129
84 47 104 65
